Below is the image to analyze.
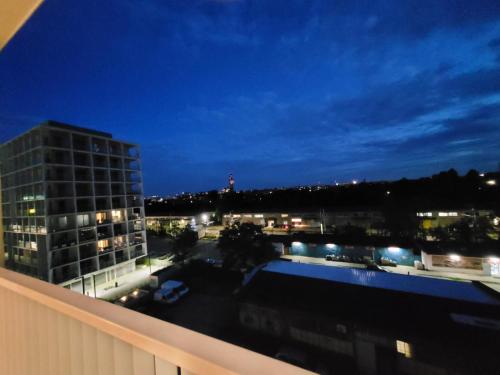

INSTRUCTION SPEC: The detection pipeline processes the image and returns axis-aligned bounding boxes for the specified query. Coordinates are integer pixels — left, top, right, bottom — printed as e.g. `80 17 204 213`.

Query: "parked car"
204 257 223 267
380 257 397 267
154 280 189 304
153 288 180 304
325 254 337 261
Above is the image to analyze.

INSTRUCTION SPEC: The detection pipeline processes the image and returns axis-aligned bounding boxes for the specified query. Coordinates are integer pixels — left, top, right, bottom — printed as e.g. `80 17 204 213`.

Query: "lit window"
281 214 289 218
438 212 449 217
112 209 124 223
98 239 109 252
253 214 263 218
291 218 302 223
77 214 90 227
396 340 412 358
96 212 108 224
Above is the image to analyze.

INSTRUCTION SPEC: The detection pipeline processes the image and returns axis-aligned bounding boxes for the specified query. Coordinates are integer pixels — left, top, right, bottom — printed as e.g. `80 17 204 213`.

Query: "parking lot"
135 262 242 339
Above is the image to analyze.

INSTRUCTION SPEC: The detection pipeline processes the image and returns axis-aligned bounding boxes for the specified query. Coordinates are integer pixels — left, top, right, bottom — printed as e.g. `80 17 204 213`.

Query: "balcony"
109 141 123 155
78 227 96 243
51 263 79 283
45 166 73 181
0 267 307 375
109 156 122 169
126 195 143 208
124 158 140 170
74 152 91 166
47 199 75 215
91 137 108 154
98 254 115 269
50 247 78 268
113 235 128 251
73 134 90 151
76 183 93 197
96 211 111 225
50 232 77 250
75 167 92 181
97 225 112 239
110 170 124 182
76 198 94 212
80 258 97 275
79 243 97 260
44 149 72 165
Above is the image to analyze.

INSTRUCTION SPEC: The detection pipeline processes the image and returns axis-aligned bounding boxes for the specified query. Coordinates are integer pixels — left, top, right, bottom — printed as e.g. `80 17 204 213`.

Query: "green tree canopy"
218 222 279 270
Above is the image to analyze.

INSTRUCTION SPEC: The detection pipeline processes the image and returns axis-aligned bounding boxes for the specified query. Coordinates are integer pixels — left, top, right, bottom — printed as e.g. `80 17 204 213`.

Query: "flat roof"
43 120 113 138
263 261 500 306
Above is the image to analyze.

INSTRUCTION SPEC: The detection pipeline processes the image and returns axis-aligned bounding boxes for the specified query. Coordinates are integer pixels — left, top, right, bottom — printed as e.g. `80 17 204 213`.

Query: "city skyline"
1 0 500 195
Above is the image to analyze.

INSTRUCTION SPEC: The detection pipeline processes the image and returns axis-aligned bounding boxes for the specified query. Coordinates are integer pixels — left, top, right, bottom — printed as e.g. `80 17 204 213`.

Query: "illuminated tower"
228 174 235 192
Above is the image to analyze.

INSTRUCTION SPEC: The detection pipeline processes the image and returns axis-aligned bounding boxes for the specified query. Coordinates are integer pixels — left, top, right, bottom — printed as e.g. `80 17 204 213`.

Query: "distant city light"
479 173 485 177
201 214 208 223
386 191 391 195
449 254 461 261
388 246 400 253
352 180 358 185
486 179 496 186
326 243 336 249
291 241 302 246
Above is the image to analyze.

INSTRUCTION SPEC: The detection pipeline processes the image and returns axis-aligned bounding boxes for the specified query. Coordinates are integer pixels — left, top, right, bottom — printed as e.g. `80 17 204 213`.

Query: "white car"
154 280 189 304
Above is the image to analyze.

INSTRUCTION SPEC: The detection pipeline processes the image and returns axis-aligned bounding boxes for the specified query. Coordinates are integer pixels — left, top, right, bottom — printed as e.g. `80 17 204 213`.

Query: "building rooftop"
42 120 113 138
262 260 500 306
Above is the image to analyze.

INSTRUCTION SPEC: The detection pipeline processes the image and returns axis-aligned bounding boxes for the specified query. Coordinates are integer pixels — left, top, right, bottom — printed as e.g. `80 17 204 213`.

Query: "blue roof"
263 261 500 306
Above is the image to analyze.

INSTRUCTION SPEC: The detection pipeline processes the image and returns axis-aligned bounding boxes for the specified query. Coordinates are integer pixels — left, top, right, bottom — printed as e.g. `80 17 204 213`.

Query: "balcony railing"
0 267 311 374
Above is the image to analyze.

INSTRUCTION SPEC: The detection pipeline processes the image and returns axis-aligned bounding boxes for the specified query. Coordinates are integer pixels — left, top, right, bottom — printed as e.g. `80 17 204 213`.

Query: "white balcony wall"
0 267 312 375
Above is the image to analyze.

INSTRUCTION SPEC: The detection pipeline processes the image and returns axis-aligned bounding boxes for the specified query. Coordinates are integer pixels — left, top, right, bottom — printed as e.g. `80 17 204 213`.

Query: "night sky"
1 0 500 195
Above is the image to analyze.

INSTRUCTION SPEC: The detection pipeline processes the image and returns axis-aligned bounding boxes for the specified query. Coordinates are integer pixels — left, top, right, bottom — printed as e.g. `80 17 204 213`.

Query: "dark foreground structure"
239 261 500 374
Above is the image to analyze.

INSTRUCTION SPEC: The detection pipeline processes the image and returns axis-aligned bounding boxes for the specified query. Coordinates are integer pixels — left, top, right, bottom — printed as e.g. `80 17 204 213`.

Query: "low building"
223 211 384 234
421 250 500 277
239 261 500 374
416 209 494 230
146 212 214 234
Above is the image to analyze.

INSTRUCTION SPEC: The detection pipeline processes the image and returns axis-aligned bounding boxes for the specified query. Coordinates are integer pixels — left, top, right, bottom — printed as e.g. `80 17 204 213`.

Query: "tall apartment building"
0 121 147 293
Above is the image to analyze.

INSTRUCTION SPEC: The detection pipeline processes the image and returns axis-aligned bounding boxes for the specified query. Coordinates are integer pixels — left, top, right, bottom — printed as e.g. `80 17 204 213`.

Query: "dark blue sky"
1 0 500 195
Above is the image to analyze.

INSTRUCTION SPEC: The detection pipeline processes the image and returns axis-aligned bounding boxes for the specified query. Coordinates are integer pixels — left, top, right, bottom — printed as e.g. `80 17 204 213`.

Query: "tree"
218 222 279 270
382 206 418 240
429 226 451 242
172 224 198 262
450 216 493 244
335 224 368 242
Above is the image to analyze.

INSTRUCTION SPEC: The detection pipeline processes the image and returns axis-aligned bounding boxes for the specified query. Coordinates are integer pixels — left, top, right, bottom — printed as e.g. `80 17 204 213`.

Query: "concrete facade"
0 121 147 291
